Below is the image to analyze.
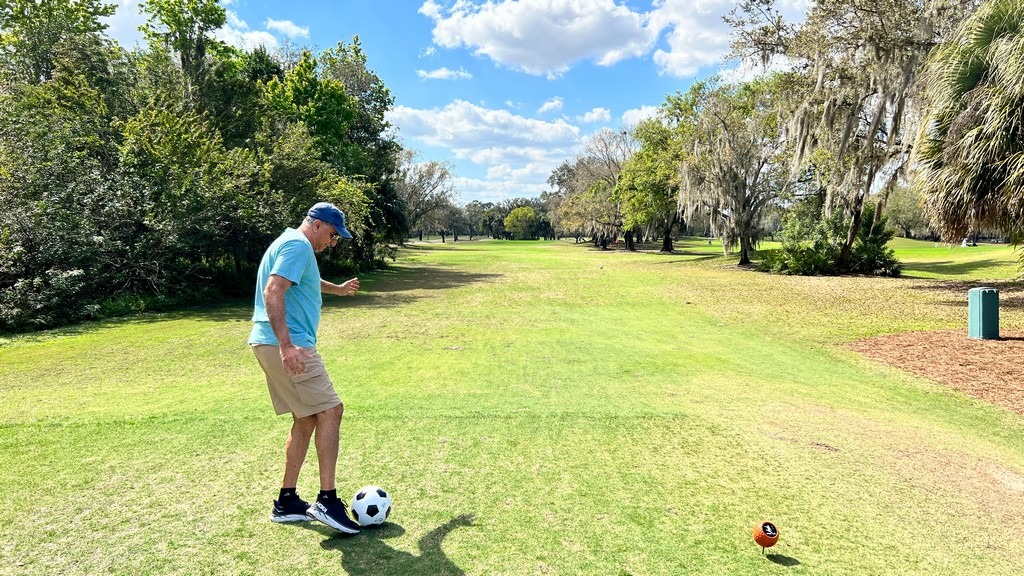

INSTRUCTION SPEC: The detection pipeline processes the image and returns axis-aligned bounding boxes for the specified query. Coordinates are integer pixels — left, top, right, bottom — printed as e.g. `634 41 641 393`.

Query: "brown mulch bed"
849 330 1024 415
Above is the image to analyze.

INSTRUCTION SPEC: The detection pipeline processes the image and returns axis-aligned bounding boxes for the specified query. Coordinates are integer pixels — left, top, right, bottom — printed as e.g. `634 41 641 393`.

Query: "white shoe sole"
308 507 360 534
270 512 310 523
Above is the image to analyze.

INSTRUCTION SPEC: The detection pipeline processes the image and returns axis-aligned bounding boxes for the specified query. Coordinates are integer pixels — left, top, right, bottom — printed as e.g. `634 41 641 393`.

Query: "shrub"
758 201 901 277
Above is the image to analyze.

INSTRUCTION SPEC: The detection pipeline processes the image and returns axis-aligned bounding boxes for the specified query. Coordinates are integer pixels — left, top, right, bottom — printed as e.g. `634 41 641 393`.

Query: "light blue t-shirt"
248 228 322 348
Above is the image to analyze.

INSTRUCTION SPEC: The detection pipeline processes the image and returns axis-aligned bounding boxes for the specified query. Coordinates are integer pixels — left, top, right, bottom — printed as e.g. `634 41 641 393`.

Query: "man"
248 202 362 534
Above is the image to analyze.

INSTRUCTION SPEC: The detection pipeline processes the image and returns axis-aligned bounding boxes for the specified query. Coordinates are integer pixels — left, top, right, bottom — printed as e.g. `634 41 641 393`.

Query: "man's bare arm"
265 274 311 375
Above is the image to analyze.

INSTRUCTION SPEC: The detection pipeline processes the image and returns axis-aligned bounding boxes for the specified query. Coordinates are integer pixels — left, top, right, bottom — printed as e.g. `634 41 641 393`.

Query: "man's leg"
283 414 317 488
306 402 360 533
313 403 343 490
269 414 317 523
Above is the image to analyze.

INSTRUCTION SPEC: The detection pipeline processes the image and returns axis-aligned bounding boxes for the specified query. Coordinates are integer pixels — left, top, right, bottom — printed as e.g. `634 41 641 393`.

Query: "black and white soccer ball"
351 485 392 526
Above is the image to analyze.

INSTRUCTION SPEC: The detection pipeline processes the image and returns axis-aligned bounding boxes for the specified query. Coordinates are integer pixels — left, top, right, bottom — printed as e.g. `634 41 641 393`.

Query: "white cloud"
418 0 808 79
215 13 279 51
103 1 147 48
388 100 583 202
218 28 279 50
388 100 580 152
647 0 810 77
647 0 734 77
577 107 611 123
417 67 474 80
265 18 310 39
622 105 660 127
454 175 551 204
538 97 564 114
421 46 437 58
419 0 656 77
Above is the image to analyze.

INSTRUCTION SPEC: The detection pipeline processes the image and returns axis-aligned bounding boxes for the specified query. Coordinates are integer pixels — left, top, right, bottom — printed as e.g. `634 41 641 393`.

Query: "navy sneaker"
307 497 361 534
270 495 311 523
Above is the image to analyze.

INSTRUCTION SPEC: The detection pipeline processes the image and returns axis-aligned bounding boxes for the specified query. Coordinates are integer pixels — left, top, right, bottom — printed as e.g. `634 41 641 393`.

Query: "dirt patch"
849 329 1024 415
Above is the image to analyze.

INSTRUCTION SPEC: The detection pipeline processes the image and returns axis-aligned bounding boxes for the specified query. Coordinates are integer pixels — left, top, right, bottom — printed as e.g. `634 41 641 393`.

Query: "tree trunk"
660 213 678 253
739 235 753 266
838 199 865 271
624 231 636 251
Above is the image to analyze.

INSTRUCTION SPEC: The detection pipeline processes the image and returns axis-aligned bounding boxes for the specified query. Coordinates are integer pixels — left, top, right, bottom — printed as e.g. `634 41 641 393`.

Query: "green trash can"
968 287 999 339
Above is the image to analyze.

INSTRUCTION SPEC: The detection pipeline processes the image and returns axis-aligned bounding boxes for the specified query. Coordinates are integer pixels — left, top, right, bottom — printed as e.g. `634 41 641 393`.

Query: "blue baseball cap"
307 202 353 239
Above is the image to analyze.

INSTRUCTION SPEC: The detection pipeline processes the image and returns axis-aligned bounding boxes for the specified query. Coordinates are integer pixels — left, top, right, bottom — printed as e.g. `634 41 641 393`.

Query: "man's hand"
323 277 359 296
339 277 359 296
280 344 313 375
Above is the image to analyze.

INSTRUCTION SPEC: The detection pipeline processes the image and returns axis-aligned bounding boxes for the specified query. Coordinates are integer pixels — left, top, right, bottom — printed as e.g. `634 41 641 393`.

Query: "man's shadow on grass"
311 514 474 575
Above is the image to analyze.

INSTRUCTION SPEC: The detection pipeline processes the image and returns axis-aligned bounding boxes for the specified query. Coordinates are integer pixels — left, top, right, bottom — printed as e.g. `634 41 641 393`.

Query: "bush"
757 201 901 277
849 205 902 276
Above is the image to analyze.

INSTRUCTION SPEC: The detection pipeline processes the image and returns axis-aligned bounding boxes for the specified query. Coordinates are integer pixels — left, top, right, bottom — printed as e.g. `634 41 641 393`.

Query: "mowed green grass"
1 238 1023 575
892 237 1023 279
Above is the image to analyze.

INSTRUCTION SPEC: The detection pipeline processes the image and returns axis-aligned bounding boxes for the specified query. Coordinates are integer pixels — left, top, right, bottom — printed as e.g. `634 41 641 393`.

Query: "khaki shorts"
252 345 341 418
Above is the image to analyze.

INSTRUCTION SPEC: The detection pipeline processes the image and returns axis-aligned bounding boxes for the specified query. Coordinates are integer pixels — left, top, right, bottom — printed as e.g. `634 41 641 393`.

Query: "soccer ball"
351 485 392 526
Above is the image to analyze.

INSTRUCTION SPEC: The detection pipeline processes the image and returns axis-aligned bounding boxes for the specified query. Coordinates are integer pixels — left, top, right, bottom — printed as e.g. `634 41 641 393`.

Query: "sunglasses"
319 220 342 241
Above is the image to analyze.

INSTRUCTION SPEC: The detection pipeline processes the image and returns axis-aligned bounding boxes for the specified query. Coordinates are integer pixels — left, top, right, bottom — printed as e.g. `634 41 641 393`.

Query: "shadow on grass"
324 265 502 312
901 258 1015 278
646 254 720 265
400 242 490 251
766 553 801 567
0 301 253 346
570 241 722 263
1 263 502 344
315 514 475 576
905 279 1024 310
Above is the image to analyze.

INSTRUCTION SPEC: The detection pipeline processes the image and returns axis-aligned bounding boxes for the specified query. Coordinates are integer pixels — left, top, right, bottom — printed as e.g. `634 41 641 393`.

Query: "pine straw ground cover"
849 329 1024 416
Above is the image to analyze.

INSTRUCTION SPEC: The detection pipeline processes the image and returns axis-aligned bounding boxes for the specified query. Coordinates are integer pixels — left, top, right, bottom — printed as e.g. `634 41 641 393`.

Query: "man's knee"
317 402 343 424
292 413 318 432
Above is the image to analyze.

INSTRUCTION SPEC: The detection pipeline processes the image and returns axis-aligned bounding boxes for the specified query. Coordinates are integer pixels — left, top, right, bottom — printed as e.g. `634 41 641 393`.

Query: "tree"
0 47 117 329
555 130 632 249
0 0 116 83
504 206 540 240
463 200 487 240
395 149 457 240
261 51 357 166
728 0 979 269
913 0 1024 244
199 45 283 149
481 204 505 239
670 76 789 265
885 184 928 238
0 0 403 331
320 37 400 183
538 190 564 240
139 0 226 91
616 118 680 252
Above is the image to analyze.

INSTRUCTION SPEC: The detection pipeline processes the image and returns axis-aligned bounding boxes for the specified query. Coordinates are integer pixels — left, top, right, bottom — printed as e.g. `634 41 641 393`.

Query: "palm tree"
914 0 1024 243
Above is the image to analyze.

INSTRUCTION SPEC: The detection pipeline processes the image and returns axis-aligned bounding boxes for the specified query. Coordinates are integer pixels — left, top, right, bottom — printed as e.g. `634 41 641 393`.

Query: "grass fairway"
2 238 1023 575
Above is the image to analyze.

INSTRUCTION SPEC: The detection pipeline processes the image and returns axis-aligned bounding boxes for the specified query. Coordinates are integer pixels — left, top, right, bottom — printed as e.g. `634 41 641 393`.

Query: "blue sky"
103 0 807 205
